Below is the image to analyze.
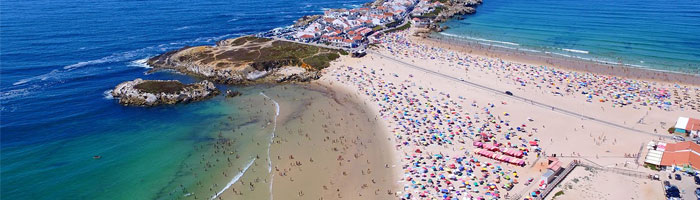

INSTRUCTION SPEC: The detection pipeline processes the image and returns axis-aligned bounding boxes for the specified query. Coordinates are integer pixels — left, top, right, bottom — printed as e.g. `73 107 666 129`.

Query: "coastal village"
257 0 477 50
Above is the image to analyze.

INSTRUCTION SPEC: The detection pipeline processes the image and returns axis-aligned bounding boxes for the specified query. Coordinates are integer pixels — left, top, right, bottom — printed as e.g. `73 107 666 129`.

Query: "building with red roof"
655 141 700 170
675 117 700 135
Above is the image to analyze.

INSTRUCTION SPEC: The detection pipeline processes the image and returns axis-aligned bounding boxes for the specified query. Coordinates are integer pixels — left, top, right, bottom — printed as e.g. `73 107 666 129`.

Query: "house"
547 157 564 175
674 117 700 135
298 34 315 42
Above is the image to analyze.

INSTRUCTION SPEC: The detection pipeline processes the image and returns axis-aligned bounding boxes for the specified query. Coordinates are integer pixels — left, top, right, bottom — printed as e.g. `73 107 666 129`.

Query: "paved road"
369 50 672 139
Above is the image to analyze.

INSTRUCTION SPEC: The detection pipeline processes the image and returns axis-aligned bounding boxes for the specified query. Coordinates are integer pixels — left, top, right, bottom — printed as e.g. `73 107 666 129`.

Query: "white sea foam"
64 50 141 70
210 158 256 200
260 92 280 200
518 48 542 53
551 52 573 58
11 33 242 88
439 33 520 46
13 69 60 86
103 89 114 100
562 48 589 54
0 85 37 101
128 58 152 68
174 26 194 31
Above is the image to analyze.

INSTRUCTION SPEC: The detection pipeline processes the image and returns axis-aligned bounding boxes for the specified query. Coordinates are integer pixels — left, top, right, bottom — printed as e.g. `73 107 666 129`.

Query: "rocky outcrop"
293 15 322 27
146 36 344 85
434 0 481 23
111 79 220 106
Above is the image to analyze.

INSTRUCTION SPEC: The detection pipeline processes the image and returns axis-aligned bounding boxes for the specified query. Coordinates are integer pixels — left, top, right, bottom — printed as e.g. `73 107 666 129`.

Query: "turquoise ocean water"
439 0 700 74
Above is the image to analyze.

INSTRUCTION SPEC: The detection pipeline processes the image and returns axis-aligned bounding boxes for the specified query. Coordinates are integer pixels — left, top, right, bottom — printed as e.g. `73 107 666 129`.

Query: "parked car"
676 174 682 180
695 176 700 185
666 185 680 198
696 188 700 199
505 91 513 96
674 136 686 141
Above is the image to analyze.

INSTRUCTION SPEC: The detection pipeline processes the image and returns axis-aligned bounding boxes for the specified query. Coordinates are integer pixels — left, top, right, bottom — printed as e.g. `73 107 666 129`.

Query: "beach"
6 0 700 199
314 27 699 199
202 84 399 200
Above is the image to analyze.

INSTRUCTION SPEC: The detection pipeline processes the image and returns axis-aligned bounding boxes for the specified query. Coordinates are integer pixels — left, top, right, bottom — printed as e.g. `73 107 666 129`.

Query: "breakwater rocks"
111 79 220 106
146 36 345 85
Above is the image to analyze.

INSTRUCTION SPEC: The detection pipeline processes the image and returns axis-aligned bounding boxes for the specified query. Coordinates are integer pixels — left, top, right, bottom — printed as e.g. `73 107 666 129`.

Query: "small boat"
93 155 101 159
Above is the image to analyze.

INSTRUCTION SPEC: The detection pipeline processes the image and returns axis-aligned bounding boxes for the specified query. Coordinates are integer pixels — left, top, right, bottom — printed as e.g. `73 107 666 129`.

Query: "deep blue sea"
440 0 700 74
0 0 366 199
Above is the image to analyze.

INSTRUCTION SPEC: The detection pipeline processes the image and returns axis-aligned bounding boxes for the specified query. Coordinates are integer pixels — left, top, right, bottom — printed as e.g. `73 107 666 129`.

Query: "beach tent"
473 141 483 147
647 141 656 150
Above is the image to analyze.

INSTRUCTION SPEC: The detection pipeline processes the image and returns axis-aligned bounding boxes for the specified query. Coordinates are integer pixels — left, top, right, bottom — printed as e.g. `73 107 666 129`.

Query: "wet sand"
216 84 399 200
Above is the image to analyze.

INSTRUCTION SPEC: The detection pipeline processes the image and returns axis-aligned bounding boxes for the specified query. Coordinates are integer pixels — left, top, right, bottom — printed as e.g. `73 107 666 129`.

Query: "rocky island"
111 79 220 106
146 36 346 84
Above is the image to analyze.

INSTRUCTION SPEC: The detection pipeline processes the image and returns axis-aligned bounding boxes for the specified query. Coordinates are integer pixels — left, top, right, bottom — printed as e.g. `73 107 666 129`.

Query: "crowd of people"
332 65 542 199
324 30 700 199
378 31 700 112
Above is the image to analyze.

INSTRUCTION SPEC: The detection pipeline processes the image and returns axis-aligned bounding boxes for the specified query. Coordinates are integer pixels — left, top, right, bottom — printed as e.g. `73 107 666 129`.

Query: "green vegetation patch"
644 163 659 171
386 22 411 33
303 53 340 70
150 36 344 72
553 191 565 199
386 20 401 28
423 7 444 17
134 81 186 94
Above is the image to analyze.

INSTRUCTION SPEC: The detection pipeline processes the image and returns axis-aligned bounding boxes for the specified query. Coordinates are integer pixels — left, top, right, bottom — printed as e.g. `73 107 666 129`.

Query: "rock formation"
111 79 220 106
146 36 344 85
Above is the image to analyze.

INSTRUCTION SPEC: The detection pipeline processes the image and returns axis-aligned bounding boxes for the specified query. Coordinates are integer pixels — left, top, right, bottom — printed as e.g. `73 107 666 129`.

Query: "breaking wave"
210 158 256 200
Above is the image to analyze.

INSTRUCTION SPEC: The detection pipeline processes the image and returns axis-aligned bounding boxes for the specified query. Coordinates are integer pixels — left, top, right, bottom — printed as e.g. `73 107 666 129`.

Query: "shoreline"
423 32 700 86
213 83 399 199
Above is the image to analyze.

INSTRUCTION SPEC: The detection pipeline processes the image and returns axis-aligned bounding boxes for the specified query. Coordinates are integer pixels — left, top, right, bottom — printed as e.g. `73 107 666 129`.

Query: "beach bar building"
660 141 700 170
646 141 700 170
674 117 700 135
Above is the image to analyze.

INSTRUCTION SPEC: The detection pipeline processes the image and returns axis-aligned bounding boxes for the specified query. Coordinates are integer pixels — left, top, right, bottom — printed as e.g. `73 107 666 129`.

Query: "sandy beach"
210 84 399 200
312 27 699 199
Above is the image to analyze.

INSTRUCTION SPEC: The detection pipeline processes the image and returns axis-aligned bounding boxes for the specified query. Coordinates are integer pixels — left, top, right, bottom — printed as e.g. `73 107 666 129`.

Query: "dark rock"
111 79 220 106
225 90 242 98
